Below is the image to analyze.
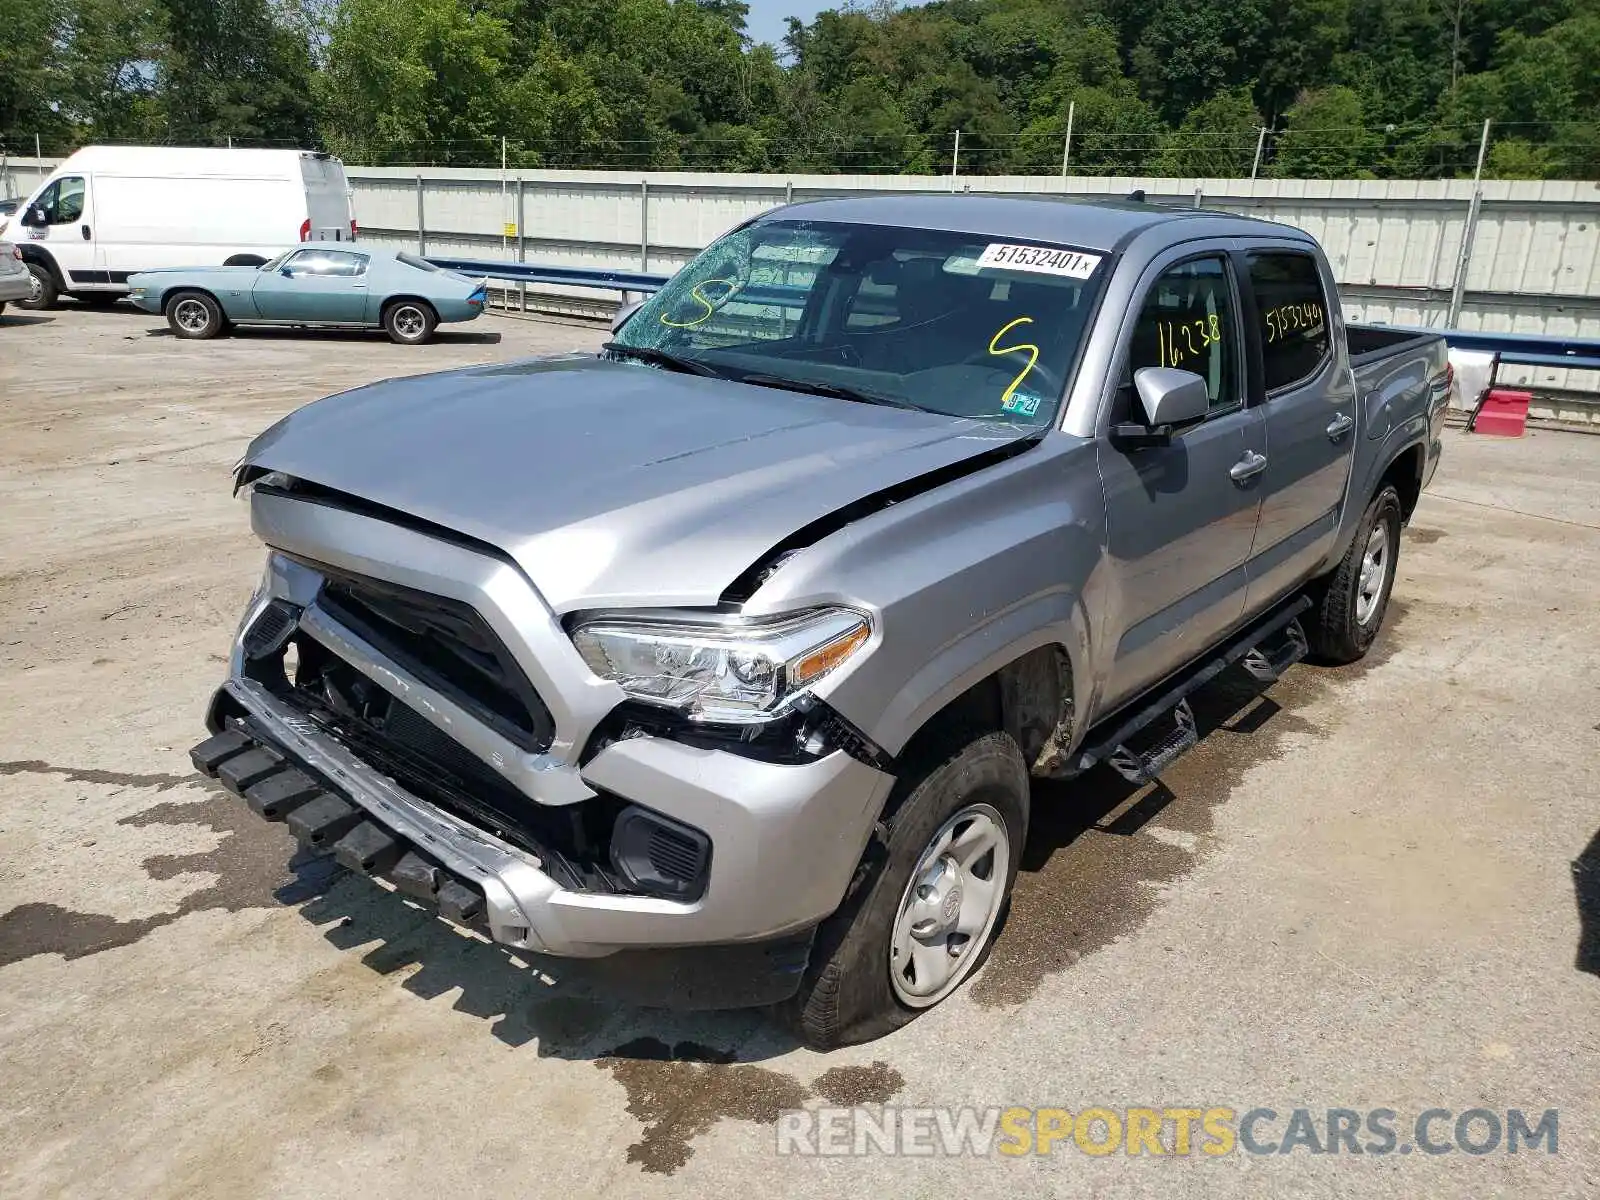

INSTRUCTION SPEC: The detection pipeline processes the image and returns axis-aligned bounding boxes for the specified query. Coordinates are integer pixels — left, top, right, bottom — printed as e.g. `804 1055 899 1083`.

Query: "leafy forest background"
3 0 1597 179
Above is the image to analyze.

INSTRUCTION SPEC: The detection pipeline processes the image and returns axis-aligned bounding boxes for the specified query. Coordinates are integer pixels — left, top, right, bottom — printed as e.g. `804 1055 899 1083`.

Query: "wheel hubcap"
26 271 41 302
1356 523 1388 626
173 299 209 333
889 803 1010 1007
393 306 424 338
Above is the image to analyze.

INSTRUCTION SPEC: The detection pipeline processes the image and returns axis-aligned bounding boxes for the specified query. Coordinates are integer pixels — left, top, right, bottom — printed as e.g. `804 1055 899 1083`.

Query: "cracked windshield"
609 220 1106 424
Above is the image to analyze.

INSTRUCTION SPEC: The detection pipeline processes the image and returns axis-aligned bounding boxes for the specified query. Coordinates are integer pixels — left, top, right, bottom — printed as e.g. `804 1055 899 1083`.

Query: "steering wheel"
958 351 1065 402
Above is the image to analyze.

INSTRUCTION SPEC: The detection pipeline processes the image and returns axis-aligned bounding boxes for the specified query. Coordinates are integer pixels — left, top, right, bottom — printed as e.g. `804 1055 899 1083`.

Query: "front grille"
312 565 555 752
275 680 609 892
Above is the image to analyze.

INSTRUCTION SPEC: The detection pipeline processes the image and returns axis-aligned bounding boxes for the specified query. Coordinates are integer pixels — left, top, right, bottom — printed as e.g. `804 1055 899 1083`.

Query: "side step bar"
1076 595 1313 783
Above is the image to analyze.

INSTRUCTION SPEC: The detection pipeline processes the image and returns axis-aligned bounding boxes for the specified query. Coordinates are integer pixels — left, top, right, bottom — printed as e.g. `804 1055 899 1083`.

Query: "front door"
23 175 98 287
1239 248 1356 613
1097 252 1267 711
250 248 371 322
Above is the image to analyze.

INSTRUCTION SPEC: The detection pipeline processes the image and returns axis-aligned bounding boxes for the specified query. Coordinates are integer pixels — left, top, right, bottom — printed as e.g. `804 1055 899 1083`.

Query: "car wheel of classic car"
165 290 226 340
780 731 1026 1050
383 299 437 345
17 262 57 311
1306 483 1403 664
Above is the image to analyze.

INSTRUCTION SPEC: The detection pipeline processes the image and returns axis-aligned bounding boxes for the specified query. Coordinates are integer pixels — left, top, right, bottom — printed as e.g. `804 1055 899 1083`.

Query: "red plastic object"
1472 387 1531 437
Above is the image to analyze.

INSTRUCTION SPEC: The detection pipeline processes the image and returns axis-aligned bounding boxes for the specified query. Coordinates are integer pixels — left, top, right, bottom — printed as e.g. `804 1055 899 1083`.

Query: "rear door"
300 155 352 243
23 174 98 287
1096 248 1267 711
1237 246 1357 614
251 248 371 321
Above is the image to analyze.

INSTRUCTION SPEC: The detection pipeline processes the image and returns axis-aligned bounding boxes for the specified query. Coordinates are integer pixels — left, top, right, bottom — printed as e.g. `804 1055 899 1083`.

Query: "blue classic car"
128 248 488 344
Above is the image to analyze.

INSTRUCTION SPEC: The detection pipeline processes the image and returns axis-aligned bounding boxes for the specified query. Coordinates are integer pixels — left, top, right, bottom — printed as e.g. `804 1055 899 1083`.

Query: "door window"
284 249 368 277
1127 256 1238 413
1248 252 1331 391
34 177 86 225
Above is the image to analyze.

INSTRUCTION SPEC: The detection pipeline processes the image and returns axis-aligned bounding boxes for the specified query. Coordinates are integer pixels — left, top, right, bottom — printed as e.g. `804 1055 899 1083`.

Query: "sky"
743 0 823 48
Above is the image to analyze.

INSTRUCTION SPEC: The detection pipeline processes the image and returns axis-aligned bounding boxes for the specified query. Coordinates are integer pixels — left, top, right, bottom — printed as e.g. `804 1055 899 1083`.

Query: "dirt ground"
1 302 1597 1199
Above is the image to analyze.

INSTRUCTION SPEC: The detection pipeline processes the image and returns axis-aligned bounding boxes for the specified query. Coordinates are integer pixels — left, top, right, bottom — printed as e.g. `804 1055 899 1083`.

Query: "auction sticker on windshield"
977 243 1102 279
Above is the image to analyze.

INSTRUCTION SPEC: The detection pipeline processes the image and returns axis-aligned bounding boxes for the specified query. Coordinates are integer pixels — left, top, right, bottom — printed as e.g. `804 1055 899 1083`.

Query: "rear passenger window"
1249 253 1330 391
1128 256 1238 412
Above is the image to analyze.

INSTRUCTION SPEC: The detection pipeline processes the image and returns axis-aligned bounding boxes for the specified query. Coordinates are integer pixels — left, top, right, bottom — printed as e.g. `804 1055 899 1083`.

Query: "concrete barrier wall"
8 155 1598 395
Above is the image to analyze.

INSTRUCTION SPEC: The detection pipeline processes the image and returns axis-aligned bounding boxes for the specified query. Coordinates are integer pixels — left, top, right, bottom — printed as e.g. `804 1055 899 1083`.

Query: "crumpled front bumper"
199 671 893 965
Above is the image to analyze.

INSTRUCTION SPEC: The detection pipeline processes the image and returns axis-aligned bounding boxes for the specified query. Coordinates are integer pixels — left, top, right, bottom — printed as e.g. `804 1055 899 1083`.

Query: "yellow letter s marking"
989 316 1040 407
659 277 740 329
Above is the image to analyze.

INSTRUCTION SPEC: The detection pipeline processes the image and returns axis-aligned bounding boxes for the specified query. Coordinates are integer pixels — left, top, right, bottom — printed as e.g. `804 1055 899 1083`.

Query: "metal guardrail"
425 257 669 294
1386 325 1600 370
429 256 1600 380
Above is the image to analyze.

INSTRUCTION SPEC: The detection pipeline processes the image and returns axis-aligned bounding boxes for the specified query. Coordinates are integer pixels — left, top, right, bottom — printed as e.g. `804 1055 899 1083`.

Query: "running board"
1106 698 1197 785
1242 619 1308 683
1075 595 1314 781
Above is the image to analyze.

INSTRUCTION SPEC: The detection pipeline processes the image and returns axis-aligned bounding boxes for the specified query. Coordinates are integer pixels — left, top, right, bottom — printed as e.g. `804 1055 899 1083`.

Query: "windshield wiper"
602 341 723 378
734 373 924 411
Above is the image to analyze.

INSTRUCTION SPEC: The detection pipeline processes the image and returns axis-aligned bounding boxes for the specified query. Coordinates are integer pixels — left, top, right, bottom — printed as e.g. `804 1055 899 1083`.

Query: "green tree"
317 0 514 164
1155 87 1261 177
1272 84 1382 176
158 0 316 145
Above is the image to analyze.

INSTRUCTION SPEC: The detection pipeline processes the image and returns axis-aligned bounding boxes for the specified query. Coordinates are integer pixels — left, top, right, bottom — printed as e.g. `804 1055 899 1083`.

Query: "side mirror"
1111 367 1211 448
1134 367 1210 427
612 296 645 333
23 206 47 228
280 266 295 277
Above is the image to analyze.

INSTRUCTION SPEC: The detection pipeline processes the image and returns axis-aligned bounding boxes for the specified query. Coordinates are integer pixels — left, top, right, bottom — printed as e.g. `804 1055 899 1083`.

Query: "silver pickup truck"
191 195 1447 1048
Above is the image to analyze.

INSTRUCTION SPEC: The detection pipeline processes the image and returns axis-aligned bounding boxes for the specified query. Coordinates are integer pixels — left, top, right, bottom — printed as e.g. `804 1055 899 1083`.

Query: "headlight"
572 608 870 723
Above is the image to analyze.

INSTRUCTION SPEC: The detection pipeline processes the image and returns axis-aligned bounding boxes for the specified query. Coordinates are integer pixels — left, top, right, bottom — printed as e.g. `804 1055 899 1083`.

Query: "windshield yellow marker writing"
989 316 1040 407
659 277 740 329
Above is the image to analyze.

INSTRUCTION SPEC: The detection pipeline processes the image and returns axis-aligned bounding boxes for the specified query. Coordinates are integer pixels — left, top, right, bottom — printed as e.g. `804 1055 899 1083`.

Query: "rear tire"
383 299 437 345
778 731 1027 1050
1305 484 1402 664
17 261 57 310
165 290 225 340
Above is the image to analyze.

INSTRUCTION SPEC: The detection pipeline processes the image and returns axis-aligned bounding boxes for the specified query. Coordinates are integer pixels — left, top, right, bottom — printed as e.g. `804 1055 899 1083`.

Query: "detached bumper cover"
201 675 890 968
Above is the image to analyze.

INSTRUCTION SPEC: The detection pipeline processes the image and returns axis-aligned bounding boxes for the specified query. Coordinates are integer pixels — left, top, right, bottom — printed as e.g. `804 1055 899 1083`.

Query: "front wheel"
383 299 437 345
165 290 226 340
779 731 1027 1050
1305 484 1403 664
17 262 57 310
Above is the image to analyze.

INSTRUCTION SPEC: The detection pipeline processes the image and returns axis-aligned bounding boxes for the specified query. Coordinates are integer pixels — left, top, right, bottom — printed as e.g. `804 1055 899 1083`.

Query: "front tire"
779 731 1027 1050
1306 484 1403 664
383 299 437 345
17 261 57 310
165 290 225 340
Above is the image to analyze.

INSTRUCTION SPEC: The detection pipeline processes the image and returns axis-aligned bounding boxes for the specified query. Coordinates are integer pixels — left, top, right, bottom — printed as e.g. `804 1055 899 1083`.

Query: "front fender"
744 436 1106 757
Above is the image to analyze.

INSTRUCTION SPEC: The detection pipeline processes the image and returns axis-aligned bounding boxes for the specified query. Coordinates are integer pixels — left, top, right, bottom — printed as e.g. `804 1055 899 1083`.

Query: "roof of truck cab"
760 193 1291 253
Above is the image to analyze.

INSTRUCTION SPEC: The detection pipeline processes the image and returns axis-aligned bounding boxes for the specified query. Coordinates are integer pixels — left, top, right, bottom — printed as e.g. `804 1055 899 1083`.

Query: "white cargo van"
2 146 355 309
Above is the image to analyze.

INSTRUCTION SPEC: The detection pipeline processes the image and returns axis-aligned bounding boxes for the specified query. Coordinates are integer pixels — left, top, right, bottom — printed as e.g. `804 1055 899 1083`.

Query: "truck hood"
242 355 1032 610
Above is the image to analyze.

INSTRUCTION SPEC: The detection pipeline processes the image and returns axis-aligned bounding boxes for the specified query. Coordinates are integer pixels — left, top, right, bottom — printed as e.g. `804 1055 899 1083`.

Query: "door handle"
81 224 91 240
1326 412 1354 440
1229 450 1268 483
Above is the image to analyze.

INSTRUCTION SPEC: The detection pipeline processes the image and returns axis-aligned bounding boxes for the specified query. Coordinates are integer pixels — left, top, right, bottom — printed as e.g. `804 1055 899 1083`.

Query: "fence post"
639 179 649 272
1251 127 1267 180
516 177 526 314
415 175 426 256
1447 118 1491 327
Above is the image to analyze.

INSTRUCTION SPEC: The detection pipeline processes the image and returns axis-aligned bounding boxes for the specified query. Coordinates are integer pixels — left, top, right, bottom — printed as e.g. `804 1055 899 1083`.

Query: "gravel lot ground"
1 303 1597 1199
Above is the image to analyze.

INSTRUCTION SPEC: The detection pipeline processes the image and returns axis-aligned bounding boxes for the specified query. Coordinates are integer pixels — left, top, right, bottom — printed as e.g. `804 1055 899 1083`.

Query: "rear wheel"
17 262 57 310
779 731 1027 1050
1306 484 1403 664
165 290 226 340
383 299 437 345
